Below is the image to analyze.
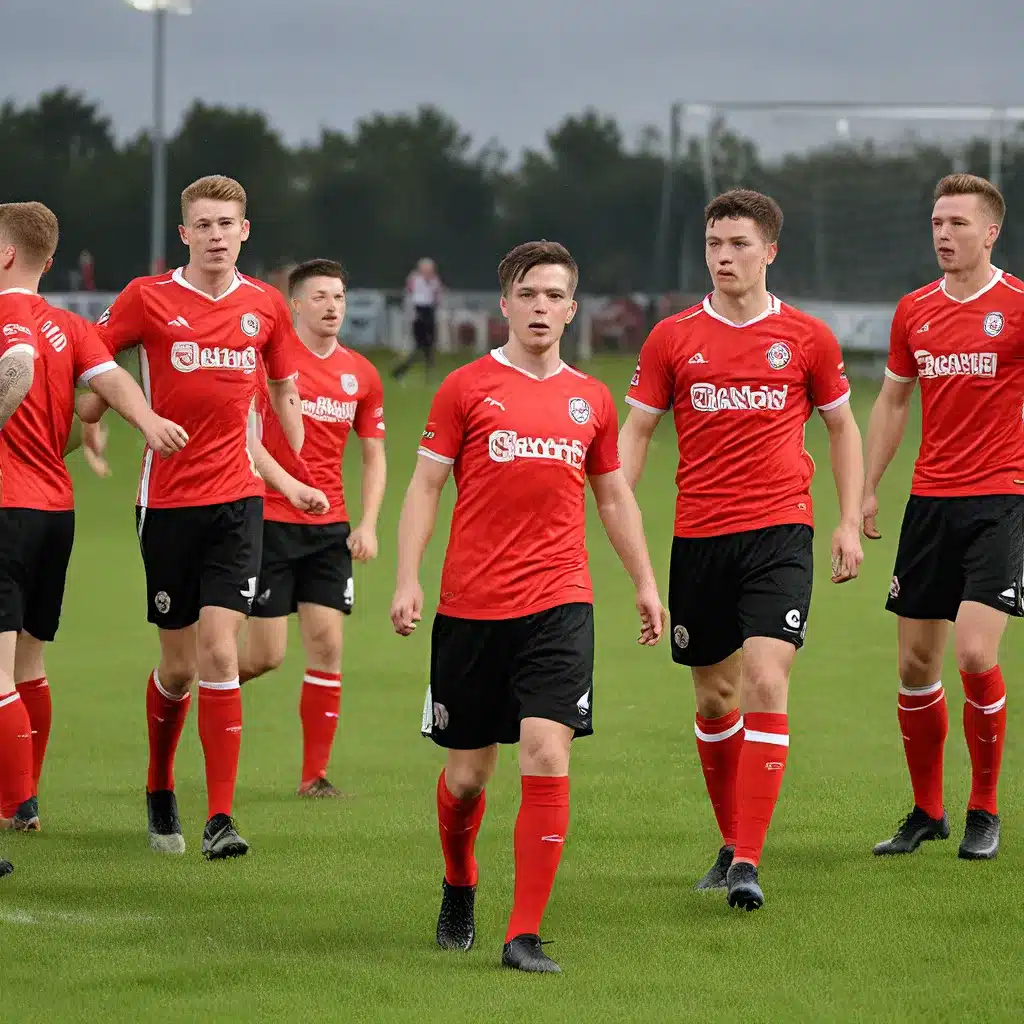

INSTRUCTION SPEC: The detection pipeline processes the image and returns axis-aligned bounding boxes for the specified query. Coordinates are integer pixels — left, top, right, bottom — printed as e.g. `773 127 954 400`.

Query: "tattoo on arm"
0 354 33 429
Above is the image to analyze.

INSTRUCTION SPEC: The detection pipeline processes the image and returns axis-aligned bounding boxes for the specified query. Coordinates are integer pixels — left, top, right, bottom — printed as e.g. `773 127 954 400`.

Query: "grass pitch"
4 353 1022 1022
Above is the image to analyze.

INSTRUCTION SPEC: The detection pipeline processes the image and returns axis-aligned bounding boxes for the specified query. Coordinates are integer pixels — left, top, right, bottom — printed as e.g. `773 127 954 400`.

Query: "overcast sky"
5 0 1023 159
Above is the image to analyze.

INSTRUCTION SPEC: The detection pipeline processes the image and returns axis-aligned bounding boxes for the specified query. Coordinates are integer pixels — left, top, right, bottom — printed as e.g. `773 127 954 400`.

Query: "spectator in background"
79 251 96 292
393 257 442 382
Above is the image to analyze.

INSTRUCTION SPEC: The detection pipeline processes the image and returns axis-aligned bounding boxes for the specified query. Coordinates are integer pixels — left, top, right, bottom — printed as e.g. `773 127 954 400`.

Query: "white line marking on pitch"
0 908 157 926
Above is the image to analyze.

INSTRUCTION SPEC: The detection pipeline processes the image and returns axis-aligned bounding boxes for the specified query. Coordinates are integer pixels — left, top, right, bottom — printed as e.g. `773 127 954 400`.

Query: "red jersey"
96 268 297 509
419 348 620 620
1 291 116 511
264 340 385 525
627 294 851 538
886 269 1024 497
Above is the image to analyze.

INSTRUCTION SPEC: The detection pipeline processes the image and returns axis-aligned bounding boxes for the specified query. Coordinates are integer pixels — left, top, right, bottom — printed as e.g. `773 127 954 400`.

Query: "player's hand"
635 583 668 646
831 520 864 584
82 420 112 478
391 581 423 636
289 484 330 515
862 492 882 540
143 415 189 457
347 522 378 562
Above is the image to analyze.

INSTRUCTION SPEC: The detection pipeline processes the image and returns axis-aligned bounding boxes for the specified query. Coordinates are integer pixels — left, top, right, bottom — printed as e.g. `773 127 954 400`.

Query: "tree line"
3 88 1023 301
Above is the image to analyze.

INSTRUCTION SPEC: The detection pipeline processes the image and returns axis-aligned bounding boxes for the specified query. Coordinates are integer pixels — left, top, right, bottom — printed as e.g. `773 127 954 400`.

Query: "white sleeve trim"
77 360 118 385
417 446 455 466
267 372 300 383
624 396 669 415
816 390 852 412
884 368 916 383
0 343 35 360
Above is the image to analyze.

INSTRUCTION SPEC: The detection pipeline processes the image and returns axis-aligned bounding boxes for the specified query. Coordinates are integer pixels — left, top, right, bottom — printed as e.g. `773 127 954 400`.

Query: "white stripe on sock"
303 673 342 688
898 694 946 713
0 692 21 710
745 729 790 747
198 677 240 691
694 717 744 743
966 695 1006 715
153 669 189 702
898 680 943 698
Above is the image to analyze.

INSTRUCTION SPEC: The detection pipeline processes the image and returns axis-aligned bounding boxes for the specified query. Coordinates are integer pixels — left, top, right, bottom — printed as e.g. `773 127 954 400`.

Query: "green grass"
6 353 1023 1022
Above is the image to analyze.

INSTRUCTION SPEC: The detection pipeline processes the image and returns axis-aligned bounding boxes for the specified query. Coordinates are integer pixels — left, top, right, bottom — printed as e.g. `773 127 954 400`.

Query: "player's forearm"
864 396 910 493
0 353 34 430
268 378 304 452
395 480 440 587
596 491 658 591
75 390 109 425
251 436 301 498
359 445 387 529
828 417 865 527
617 419 652 491
64 414 84 457
87 367 153 432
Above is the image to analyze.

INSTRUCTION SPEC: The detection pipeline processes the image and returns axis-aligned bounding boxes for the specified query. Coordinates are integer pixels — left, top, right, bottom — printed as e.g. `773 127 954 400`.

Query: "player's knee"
519 735 568 777
304 630 341 675
197 635 238 683
157 661 196 695
693 676 738 718
955 637 997 676
898 644 943 688
741 660 788 709
444 761 490 798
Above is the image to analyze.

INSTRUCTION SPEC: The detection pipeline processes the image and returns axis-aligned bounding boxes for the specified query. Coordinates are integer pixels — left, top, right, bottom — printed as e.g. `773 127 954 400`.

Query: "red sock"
437 770 486 887
198 679 242 819
16 677 51 792
146 671 191 793
505 775 570 943
299 670 342 785
695 707 743 847
897 681 947 819
0 692 34 817
733 712 789 867
961 666 1006 815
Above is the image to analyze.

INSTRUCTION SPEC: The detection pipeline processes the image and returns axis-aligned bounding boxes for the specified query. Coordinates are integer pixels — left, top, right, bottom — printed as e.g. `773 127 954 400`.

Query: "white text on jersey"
302 396 357 423
488 430 586 469
170 341 257 374
690 383 789 412
915 350 997 379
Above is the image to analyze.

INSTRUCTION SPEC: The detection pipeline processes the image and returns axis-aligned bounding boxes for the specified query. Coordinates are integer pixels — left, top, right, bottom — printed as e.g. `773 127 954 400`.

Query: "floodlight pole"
151 5 167 275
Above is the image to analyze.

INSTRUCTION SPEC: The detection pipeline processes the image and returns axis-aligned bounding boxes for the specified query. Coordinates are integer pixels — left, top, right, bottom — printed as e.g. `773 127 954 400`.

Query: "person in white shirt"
394 258 443 381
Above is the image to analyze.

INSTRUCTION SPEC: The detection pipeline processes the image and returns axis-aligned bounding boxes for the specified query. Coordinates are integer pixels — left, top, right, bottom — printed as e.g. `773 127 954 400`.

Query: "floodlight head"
125 0 192 12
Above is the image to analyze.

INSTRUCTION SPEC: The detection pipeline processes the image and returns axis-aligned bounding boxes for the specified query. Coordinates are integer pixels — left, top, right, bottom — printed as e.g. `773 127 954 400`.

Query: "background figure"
393 258 442 382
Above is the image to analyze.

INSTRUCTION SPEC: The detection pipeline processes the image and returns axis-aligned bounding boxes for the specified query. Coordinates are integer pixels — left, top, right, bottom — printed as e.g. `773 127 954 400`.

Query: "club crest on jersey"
97 305 111 326
240 313 261 338
568 397 591 425
340 373 359 396
766 342 791 369
983 312 1004 337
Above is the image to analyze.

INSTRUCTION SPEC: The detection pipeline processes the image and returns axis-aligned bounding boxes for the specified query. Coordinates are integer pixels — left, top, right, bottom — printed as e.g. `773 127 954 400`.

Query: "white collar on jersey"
170 266 243 302
0 288 35 296
490 345 567 380
940 267 1003 304
701 293 781 328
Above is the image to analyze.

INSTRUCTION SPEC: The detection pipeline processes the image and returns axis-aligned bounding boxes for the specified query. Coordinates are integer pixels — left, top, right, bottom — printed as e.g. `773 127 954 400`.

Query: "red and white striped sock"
299 669 342 785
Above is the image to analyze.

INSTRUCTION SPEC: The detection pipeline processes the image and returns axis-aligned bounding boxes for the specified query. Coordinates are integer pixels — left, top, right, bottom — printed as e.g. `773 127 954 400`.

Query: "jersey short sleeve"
586 385 621 476
809 323 852 410
95 279 145 354
626 319 674 414
418 371 465 465
263 288 300 382
0 294 38 360
885 299 917 382
353 364 386 439
72 320 118 385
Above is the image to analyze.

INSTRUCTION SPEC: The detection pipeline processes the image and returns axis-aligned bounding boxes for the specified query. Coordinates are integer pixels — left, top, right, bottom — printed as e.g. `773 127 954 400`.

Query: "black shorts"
135 497 263 629
250 520 354 618
422 602 594 749
413 306 436 350
0 509 75 641
668 524 814 667
886 495 1024 621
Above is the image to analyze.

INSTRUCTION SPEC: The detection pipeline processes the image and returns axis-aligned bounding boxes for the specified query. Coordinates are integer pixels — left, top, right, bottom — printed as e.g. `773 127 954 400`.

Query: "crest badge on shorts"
673 624 689 649
341 373 359 396
766 341 791 369
240 313 261 338
568 397 591 424
983 312 1004 337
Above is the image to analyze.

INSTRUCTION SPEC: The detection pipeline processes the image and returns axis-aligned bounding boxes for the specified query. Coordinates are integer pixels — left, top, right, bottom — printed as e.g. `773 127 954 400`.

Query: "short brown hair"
180 175 247 222
0 202 59 268
934 173 1005 224
705 188 783 243
288 258 347 296
498 240 579 296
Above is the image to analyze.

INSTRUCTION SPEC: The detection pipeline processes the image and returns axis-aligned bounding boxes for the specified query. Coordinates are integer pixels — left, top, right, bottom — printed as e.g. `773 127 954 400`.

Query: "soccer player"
94 175 329 860
618 189 864 911
0 201 188 839
238 259 386 797
864 174 1021 861
390 241 665 974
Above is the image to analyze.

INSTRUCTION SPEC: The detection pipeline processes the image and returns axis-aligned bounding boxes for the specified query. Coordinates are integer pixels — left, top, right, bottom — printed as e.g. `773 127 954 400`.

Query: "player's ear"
499 294 509 319
177 224 189 245
765 242 778 267
43 257 53 274
0 245 15 271
565 299 578 324
240 219 251 242
986 223 1001 250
